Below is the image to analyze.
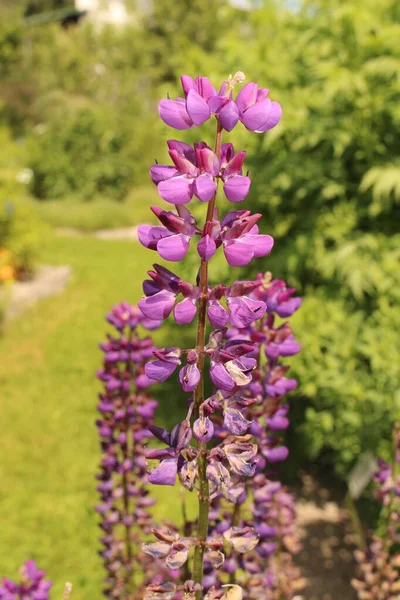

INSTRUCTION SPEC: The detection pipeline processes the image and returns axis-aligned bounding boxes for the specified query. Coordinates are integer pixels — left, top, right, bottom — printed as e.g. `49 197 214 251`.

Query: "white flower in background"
16 168 33 185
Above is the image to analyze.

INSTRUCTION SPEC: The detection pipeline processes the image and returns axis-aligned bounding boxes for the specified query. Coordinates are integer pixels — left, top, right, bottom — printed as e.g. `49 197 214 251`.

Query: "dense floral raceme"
199 273 304 598
352 423 400 600
136 71 304 600
96 302 166 598
0 560 52 600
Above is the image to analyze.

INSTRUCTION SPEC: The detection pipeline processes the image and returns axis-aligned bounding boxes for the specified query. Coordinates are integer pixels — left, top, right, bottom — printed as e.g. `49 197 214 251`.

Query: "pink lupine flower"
138 206 198 262
150 141 251 206
236 83 282 133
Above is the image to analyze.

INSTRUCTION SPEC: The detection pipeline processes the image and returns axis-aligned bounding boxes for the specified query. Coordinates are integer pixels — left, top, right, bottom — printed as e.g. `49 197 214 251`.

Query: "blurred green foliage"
234 0 400 475
0 0 399 478
0 127 48 278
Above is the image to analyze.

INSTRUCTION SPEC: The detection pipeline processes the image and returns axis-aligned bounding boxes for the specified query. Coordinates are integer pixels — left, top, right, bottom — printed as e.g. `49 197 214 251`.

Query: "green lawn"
33 185 163 232
0 234 196 598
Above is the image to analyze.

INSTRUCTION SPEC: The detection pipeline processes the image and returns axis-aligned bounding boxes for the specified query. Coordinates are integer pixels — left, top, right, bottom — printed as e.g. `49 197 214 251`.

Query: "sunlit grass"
32 185 163 232
0 233 194 598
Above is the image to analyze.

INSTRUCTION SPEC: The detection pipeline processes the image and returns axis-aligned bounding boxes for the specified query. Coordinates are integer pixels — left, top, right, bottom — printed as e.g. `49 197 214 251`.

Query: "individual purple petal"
180 74 195 96
257 541 277 558
157 176 194 204
265 446 289 463
240 233 274 258
223 526 259 553
218 100 240 132
223 240 254 266
193 416 214 442
179 363 200 392
158 98 193 130
267 414 289 431
240 98 272 131
223 176 251 203
157 233 190 262
138 225 168 250
149 164 178 184
256 87 270 102
174 297 197 324
166 547 189 570
143 540 171 559
193 174 216 202
224 358 255 386
227 296 266 328
264 343 281 361
195 76 217 101
280 336 301 356
145 359 179 382
208 94 228 113
255 101 282 132
223 151 246 177
207 299 229 327
206 550 225 570
275 297 302 317
138 290 176 320
197 234 217 262
186 88 211 125
210 363 235 391
167 139 196 161
236 82 259 112
197 148 220 176
148 458 178 486
168 148 198 176
255 523 276 538
223 407 251 435
144 582 176 600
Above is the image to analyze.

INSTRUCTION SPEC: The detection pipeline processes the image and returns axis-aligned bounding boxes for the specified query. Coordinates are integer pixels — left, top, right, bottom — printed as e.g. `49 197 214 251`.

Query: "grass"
32 185 163 232
0 233 196 598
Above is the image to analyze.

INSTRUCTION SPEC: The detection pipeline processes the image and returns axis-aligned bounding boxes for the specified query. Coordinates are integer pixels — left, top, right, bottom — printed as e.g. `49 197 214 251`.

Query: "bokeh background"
0 0 399 597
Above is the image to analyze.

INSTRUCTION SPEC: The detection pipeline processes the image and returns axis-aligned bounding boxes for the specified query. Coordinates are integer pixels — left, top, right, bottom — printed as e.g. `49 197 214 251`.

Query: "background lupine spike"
0 560 52 600
96 302 165 598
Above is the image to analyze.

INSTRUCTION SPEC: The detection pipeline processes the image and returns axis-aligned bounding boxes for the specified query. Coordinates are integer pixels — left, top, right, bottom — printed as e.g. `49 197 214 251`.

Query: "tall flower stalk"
96 303 161 598
138 73 299 600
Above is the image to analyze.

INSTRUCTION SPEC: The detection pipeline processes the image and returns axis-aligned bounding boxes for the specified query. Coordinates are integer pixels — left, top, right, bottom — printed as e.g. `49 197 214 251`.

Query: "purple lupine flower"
150 141 218 204
143 528 194 570
179 350 201 392
252 274 302 317
138 264 199 323
0 561 52 600
263 317 301 361
264 365 298 397
158 74 282 134
150 142 251 206
235 82 282 133
138 206 198 262
219 144 251 203
146 421 193 486
145 347 182 383
193 416 215 443
220 211 274 267
159 76 220 130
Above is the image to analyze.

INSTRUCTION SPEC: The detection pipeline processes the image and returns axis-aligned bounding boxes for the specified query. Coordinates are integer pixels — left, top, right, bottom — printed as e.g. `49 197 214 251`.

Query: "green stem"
192 120 223 599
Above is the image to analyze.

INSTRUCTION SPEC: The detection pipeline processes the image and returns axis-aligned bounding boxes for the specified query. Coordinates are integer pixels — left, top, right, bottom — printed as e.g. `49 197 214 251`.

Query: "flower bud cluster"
159 75 281 133
96 302 162 598
0 560 52 600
